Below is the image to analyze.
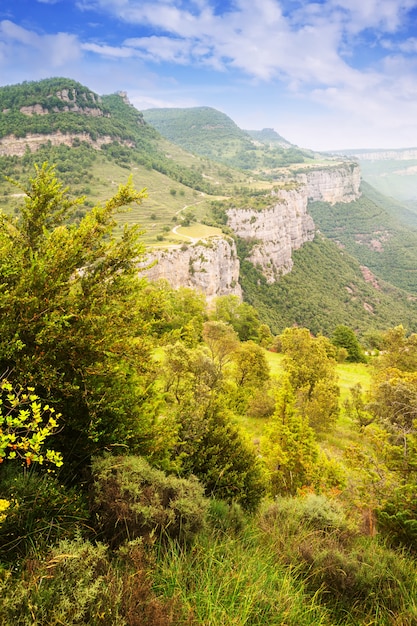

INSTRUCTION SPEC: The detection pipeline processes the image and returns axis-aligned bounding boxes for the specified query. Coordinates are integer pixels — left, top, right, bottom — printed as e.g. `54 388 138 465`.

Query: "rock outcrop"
143 237 242 301
226 188 315 283
297 163 361 204
224 163 361 283
0 132 134 156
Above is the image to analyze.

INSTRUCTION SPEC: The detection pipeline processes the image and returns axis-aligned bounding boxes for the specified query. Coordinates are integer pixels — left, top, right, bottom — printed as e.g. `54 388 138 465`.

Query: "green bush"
0 469 89 562
90 455 208 547
0 537 190 625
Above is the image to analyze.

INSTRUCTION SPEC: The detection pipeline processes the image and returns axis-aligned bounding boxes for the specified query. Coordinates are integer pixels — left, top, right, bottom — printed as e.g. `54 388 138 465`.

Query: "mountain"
1 77 417 337
142 106 310 172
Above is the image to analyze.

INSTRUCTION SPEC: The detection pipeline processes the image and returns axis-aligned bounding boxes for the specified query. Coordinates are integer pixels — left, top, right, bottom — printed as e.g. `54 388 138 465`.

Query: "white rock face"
225 164 361 282
0 132 134 156
143 237 242 301
227 188 315 282
297 164 361 204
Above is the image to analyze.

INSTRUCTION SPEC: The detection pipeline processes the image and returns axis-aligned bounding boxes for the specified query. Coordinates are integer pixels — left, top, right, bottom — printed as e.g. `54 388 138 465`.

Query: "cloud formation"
2 0 417 148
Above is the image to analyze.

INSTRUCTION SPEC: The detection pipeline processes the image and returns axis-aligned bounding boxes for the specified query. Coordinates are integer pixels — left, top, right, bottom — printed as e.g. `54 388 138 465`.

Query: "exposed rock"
143 238 242 301
227 187 315 283
297 163 361 204
20 104 48 116
0 132 134 156
360 265 380 290
224 164 360 283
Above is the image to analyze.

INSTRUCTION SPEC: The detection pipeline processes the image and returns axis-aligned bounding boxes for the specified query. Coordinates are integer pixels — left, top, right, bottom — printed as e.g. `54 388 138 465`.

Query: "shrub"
0 537 191 625
90 455 208 547
0 469 89 562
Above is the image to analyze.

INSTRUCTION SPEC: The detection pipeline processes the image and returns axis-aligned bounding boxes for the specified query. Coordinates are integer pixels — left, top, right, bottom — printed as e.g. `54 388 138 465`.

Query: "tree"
202 320 239 378
280 328 340 432
331 325 366 363
212 295 264 342
0 163 168 474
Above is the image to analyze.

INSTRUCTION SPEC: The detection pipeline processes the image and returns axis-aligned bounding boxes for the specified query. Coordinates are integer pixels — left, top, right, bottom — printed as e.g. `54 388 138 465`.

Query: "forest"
0 163 417 625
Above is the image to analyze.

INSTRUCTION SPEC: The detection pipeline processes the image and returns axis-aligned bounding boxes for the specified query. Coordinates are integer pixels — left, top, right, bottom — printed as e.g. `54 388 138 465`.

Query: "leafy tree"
202 320 239 378
0 163 168 474
212 295 263 342
280 328 340 432
332 325 367 362
262 378 321 495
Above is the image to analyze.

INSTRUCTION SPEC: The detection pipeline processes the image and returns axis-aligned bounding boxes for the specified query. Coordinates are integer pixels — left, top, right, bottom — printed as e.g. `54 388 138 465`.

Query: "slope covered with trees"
142 106 310 170
0 166 417 624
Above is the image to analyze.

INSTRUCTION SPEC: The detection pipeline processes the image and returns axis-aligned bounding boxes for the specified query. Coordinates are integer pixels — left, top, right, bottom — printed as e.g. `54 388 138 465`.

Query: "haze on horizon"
1 0 417 152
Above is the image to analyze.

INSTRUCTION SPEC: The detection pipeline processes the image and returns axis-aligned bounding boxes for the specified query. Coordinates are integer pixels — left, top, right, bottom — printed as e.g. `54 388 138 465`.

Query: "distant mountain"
2 77 417 336
245 127 293 148
142 106 310 171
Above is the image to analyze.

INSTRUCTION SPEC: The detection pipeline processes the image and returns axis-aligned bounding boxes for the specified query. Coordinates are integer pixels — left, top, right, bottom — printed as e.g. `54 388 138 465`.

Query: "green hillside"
308 182 417 294
142 106 310 171
237 233 417 337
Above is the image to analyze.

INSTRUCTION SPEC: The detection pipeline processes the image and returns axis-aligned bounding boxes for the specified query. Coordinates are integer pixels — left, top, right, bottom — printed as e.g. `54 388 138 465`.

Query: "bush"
0 537 191 625
90 455 209 547
0 469 89 562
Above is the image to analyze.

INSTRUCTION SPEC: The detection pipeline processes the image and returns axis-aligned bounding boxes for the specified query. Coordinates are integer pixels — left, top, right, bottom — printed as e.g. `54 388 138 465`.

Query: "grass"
155 525 333 626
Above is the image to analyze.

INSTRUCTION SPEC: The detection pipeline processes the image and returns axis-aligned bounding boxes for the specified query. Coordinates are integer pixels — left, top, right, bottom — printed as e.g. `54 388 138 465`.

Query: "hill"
308 181 417 294
142 105 311 171
2 78 417 336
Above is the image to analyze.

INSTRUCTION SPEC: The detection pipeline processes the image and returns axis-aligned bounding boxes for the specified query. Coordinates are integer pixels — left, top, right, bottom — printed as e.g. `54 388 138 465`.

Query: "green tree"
280 328 340 432
332 325 367 362
212 295 264 342
261 378 320 495
0 163 168 474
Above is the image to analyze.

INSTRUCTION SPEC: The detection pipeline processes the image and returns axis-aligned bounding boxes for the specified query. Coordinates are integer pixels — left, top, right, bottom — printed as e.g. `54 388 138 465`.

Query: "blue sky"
1 0 417 150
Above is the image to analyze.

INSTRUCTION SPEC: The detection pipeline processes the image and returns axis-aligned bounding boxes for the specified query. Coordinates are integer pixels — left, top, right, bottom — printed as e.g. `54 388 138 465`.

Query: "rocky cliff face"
0 132 134 156
297 163 361 203
225 163 361 283
143 237 242 301
227 188 315 282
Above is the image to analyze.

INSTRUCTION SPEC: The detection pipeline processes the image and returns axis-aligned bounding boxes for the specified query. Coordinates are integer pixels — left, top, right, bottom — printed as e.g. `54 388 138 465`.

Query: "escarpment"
144 238 242 301
225 164 360 283
297 163 362 204
144 162 362 293
226 187 315 283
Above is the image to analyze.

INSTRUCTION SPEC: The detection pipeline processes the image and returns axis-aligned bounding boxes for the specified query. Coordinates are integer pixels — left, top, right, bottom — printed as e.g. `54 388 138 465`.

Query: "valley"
1 78 417 626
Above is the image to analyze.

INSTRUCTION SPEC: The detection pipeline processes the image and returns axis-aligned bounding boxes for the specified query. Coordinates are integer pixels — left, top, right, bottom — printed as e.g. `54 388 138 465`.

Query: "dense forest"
0 164 417 625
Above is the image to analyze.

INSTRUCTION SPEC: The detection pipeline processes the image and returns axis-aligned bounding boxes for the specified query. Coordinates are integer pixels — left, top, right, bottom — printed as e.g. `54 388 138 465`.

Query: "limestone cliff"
226 188 315 282
0 132 134 156
143 237 242 301
225 163 360 283
297 163 361 204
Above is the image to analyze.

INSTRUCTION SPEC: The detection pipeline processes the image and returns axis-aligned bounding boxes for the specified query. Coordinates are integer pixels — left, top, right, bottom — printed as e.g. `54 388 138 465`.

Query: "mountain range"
1 77 417 337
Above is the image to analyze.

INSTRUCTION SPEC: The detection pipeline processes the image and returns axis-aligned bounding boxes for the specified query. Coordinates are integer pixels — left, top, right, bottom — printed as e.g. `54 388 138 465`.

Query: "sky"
1 0 417 151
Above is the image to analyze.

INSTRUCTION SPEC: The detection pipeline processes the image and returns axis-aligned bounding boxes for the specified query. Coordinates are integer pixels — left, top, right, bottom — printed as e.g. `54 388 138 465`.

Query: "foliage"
309 186 417 295
280 328 340 433
260 498 417 624
238 234 417 337
0 163 170 474
0 378 63 469
0 537 190 625
0 469 88 562
331 325 367 362
211 294 265 341
261 379 336 495
377 483 417 551
90 455 209 547
179 402 267 511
